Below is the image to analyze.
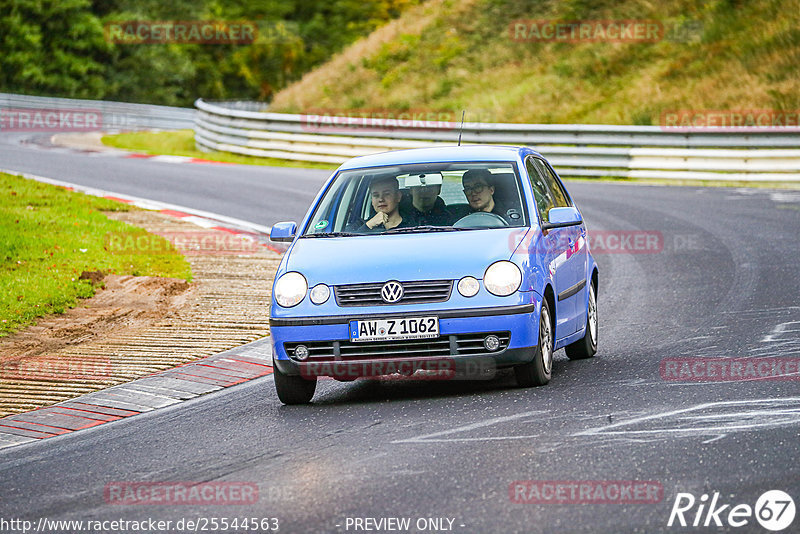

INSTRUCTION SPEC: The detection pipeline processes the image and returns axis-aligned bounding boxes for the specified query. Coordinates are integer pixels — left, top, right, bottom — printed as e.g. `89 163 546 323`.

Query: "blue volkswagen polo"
269 146 598 404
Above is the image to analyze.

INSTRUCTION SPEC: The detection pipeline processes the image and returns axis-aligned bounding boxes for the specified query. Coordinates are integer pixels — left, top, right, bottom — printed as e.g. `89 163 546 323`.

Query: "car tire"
514 299 553 387
565 283 597 360
274 364 317 405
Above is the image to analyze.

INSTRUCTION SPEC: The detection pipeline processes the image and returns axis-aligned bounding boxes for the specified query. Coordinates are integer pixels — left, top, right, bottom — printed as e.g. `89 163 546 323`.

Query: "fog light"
310 284 330 305
483 335 500 352
457 276 480 297
293 344 309 360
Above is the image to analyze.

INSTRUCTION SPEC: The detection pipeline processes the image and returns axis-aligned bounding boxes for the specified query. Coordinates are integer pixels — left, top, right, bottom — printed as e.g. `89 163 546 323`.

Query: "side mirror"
270 221 297 242
542 207 582 230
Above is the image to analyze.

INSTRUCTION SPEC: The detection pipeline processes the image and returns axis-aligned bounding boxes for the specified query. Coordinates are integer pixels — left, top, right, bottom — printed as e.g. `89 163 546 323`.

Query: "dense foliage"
0 0 418 105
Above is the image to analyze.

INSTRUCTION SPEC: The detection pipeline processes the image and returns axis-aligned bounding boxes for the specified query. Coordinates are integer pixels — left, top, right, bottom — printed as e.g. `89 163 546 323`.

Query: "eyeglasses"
463 183 489 195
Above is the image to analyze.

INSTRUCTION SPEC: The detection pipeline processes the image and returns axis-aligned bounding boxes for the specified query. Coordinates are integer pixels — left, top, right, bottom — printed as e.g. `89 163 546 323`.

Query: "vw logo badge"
381 281 404 303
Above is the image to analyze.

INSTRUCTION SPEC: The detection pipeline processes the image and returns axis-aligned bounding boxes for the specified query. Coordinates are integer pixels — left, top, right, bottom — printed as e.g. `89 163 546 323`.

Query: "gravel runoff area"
0 209 281 417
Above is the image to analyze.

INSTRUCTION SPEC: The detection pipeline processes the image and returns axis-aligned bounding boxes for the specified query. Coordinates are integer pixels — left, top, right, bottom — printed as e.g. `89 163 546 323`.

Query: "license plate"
349 316 439 342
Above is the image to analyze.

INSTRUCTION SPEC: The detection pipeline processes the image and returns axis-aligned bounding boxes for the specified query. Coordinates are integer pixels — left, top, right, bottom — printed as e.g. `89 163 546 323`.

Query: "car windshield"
302 161 527 236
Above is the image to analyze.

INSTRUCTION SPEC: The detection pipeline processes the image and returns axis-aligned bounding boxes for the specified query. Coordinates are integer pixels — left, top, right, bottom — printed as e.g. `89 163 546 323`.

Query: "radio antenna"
458 110 465 146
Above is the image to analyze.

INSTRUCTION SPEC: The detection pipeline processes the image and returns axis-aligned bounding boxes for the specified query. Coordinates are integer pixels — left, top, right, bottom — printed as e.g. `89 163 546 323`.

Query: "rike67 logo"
668 490 795 531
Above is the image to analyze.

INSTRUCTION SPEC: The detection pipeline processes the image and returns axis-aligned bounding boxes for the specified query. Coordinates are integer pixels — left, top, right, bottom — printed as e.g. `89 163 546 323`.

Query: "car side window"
332 174 361 231
533 159 570 208
525 157 555 223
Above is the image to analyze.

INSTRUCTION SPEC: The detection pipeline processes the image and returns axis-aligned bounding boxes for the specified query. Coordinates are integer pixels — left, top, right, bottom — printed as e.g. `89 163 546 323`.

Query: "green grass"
0 173 192 337
102 130 338 170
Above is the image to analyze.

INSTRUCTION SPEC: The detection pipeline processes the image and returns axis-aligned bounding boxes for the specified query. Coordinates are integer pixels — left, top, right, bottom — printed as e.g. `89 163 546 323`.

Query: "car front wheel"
565 283 597 360
274 363 317 405
514 299 553 387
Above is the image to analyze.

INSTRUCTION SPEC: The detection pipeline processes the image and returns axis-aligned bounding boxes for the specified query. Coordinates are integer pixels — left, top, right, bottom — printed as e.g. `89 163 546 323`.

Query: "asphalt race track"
2 131 799 533
0 133 330 226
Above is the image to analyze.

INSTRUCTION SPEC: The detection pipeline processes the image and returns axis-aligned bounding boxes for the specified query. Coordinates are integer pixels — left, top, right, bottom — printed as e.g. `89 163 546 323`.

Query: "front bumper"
269 302 541 377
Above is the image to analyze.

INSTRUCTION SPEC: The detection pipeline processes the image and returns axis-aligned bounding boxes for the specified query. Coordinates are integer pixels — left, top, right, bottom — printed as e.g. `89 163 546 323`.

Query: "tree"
0 0 109 98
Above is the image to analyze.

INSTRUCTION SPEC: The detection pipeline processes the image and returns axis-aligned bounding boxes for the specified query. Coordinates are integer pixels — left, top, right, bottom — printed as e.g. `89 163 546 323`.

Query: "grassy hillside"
269 0 800 125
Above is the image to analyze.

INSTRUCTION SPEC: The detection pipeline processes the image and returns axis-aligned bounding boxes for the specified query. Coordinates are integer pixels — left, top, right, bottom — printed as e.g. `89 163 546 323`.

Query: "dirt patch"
0 274 195 362
0 209 280 417
78 269 106 284
51 132 130 154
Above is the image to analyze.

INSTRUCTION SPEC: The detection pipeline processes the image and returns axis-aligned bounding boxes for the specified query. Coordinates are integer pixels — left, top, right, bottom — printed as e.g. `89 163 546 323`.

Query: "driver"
461 169 509 222
358 175 415 232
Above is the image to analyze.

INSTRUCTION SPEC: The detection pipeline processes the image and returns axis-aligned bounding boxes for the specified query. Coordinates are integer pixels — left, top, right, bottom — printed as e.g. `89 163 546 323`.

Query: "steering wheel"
453 211 509 228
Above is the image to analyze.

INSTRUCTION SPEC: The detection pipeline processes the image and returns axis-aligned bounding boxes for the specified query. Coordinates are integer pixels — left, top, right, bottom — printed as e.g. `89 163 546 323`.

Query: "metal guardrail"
1 93 194 131
195 98 800 181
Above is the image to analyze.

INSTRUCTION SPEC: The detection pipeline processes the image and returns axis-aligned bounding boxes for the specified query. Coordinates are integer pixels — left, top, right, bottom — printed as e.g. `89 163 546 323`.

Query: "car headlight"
457 276 480 297
483 261 522 296
274 272 307 307
309 283 330 305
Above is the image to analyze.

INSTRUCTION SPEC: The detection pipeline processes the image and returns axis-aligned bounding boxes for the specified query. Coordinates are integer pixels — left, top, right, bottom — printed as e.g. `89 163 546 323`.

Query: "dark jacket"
490 199 513 222
451 198 513 224
407 197 455 226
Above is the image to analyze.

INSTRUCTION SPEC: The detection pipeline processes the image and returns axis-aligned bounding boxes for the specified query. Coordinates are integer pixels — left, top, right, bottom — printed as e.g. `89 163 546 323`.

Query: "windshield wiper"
383 225 469 234
301 231 362 238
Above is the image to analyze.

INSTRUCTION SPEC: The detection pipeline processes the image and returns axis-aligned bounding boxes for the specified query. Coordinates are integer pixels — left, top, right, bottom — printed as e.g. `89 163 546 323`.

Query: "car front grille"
285 332 510 362
334 279 453 307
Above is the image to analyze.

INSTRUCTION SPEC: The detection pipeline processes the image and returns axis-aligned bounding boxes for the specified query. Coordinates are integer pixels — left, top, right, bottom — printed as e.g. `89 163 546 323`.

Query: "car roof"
337 145 542 171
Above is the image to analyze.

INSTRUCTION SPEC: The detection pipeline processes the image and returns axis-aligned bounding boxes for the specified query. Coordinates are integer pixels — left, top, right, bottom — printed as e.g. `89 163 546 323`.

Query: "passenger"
406 173 454 226
358 176 415 232
461 169 509 221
